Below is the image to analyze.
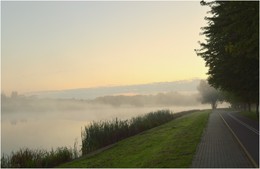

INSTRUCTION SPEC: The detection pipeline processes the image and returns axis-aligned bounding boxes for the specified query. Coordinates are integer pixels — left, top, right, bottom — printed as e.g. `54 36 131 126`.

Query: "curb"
218 111 259 168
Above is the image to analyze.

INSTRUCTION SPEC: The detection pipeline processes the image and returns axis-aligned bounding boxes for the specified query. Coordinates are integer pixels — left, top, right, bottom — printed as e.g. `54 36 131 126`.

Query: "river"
1 104 212 156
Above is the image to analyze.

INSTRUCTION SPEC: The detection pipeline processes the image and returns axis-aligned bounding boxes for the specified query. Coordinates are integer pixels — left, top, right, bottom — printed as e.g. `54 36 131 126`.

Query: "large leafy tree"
196 1 259 112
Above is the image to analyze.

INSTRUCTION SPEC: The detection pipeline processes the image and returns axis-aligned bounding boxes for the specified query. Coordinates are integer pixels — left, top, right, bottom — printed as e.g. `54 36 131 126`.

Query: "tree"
196 1 259 114
197 80 223 109
11 91 18 99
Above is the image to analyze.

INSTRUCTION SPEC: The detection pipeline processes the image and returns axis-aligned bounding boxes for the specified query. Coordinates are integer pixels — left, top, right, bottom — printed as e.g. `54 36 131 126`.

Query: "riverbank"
59 110 210 168
1 109 210 168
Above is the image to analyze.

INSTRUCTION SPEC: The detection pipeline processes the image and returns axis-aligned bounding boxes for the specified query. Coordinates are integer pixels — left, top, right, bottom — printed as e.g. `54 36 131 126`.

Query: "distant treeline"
91 92 200 107
1 91 201 113
1 93 87 113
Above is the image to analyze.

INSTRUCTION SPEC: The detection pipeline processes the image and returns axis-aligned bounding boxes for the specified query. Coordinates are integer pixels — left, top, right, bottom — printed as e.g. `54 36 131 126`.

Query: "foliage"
1 147 76 168
59 110 210 168
196 1 259 111
197 80 223 109
81 109 197 155
221 90 245 109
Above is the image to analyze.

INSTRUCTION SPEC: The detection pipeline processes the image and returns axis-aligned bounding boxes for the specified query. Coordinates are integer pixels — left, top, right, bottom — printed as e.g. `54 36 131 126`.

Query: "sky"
2 1 210 95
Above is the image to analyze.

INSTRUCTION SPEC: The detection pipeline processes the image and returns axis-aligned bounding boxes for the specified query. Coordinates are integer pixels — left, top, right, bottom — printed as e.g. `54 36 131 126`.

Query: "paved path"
220 111 259 166
191 110 253 168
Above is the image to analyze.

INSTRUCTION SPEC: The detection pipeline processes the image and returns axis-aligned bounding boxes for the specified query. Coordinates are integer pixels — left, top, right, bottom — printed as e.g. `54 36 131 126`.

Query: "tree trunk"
211 101 217 110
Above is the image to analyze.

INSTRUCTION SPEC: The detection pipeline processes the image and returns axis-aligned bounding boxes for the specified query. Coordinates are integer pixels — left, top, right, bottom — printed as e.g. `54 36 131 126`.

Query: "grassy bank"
59 110 210 168
239 111 259 121
81 109 197 155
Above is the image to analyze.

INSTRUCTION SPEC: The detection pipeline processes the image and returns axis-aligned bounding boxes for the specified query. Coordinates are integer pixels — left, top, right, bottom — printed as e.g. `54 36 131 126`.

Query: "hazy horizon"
2 78 203 100
2 1 209 94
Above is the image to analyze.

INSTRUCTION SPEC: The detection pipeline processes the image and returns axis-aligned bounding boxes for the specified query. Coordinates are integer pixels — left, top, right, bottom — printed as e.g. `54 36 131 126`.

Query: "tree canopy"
196 1 259 111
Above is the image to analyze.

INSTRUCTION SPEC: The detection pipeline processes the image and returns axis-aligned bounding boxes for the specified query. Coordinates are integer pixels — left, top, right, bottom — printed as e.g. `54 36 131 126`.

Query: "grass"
239 111 259 121
59 110 210 168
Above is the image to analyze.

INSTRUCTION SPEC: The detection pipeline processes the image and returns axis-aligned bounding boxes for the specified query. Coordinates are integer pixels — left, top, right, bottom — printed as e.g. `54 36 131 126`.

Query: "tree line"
196 1 259 115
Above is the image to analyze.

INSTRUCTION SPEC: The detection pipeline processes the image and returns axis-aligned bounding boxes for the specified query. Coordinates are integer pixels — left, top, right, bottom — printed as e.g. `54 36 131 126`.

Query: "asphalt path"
219 110 259 166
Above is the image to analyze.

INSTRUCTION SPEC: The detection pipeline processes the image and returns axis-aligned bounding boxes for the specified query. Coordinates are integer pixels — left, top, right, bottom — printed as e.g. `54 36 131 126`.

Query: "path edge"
218 111 259 168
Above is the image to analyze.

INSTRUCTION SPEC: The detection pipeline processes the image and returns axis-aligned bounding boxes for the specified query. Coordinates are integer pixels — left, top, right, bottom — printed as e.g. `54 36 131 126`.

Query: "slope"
59 110 210 168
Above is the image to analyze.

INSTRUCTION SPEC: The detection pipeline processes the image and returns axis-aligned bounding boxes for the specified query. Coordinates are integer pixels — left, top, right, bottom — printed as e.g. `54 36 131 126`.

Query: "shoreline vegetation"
59 110 210 168
1 147 77 168
1 109 201 168
81 109 199 155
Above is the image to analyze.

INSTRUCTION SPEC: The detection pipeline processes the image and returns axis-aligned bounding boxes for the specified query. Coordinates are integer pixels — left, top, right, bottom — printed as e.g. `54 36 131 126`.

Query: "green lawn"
239 111 259 121
59 110 210 168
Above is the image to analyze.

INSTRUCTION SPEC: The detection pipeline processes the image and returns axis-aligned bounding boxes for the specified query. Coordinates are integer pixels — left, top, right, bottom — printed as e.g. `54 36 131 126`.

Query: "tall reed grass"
81 109 197 155
1 146 78 168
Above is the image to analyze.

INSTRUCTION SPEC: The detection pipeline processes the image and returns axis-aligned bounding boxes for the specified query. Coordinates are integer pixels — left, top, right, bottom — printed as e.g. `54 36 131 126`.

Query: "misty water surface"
1 96 212 156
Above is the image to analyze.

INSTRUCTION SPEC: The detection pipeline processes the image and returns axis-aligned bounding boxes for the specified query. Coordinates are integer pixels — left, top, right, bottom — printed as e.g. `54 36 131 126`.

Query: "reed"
1 147 75 168
81 109 180 155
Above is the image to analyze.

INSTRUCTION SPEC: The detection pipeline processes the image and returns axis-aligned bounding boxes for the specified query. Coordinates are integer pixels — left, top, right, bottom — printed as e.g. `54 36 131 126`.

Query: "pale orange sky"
2 1 209 95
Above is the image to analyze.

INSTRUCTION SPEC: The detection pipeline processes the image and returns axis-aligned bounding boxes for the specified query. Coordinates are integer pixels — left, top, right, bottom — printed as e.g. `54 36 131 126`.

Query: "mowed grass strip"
59 110 210 168
239 111 259 121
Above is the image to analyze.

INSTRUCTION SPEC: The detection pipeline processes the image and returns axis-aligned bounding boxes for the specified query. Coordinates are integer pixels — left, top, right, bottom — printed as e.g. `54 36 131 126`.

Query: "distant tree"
11 91 18 99
196 1 259 114
197 80 223 109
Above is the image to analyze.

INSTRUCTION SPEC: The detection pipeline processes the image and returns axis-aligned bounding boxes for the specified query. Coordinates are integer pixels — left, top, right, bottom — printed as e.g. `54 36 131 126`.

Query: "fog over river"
2 80 231 156
2 103 211 155
1 91 216 156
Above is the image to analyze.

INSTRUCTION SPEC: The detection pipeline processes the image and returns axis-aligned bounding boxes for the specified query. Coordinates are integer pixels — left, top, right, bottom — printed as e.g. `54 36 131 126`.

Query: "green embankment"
239 111 258 121
59 110 210 168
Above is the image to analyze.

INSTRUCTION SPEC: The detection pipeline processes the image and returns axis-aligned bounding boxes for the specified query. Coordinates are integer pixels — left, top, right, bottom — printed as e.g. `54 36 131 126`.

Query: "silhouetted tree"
11 91 18 99
197 80 223 109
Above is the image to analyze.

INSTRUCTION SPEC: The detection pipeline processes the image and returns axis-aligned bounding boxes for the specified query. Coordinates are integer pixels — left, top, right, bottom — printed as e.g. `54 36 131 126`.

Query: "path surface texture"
191 110 253 168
